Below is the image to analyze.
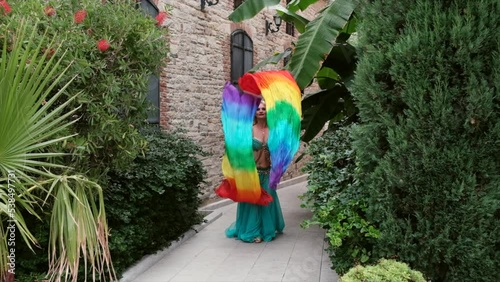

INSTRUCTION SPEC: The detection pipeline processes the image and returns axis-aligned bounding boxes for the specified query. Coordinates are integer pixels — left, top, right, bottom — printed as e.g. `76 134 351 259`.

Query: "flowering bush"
1 0 172 280
0 0 169 176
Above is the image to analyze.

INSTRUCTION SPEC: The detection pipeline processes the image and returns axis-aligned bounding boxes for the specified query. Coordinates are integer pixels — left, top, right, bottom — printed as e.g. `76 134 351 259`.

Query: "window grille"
231 30 254 85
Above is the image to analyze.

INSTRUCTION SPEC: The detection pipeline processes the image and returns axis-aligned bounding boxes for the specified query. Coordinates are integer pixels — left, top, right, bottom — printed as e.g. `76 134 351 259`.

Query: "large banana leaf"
287 0 321 12
316 67 341 89
301 85 350 142
249 48 292 72
288 0 356 90
322 42 357 80
229 0 281 22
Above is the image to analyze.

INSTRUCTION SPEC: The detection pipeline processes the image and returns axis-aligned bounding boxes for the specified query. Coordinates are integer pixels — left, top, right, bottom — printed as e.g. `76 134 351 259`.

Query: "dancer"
215 70 302 243
225 101 285 243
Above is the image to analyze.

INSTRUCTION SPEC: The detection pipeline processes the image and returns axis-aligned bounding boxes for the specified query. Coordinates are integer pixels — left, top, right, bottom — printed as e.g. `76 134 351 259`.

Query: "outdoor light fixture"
266 14 282 35
201 0 219 10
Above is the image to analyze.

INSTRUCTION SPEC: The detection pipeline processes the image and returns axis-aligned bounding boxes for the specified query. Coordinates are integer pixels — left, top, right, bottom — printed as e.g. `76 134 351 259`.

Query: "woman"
225 101 285 243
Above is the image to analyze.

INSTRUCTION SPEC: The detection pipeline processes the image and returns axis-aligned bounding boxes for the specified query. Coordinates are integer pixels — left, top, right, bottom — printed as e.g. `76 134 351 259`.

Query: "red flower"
0 1 12 15
44 6 55 16
74 10 87 24
155 11 167 26
97 39 110 52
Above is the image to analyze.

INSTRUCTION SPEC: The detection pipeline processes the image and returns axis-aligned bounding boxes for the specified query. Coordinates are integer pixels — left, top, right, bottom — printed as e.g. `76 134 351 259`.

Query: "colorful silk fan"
215 70 302 205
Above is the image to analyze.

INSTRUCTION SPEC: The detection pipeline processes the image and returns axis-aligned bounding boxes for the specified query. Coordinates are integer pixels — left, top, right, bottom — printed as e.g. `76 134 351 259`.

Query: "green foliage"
340 259 426 282
287 0 356 90
0 0 169 177
0 21 70 264
249 48 292 72
229 0 281 22
16 128 207 279
353 0 500 281
0 19 114 281
228 0 359 142
104 127 207 276
301 122 379 274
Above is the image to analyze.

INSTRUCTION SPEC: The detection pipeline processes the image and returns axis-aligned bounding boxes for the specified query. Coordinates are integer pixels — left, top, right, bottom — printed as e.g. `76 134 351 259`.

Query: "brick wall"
157 0 326 200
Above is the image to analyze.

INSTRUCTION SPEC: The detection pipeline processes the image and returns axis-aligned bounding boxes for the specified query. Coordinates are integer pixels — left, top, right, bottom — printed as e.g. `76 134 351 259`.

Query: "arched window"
285 0 295 36
138 0 160 123
231 30 253 85
234 0 244 10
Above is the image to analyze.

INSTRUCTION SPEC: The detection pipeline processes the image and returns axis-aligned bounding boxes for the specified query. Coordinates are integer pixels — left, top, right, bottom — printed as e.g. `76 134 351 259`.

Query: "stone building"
143 0 327 200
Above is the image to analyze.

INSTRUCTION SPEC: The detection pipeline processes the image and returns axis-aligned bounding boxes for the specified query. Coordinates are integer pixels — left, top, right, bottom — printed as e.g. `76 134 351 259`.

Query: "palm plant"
230 0 359 141
0 20 115 281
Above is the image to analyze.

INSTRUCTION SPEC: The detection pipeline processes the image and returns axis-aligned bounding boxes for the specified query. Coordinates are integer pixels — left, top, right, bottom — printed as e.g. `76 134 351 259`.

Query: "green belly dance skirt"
225 167 285 242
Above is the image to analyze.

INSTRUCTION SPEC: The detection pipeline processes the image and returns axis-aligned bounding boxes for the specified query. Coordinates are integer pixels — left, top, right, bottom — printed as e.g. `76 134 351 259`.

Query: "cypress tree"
352 1 500 281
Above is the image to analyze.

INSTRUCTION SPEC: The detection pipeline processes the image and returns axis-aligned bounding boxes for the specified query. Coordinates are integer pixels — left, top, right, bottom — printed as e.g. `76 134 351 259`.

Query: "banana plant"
0 20 115 281
230 0 359 142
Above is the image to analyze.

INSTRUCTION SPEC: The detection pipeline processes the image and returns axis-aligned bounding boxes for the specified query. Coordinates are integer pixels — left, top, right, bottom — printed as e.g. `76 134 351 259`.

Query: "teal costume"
225 138 285 242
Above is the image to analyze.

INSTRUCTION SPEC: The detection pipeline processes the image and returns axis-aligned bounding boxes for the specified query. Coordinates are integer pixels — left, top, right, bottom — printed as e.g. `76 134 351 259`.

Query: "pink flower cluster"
74 9 87 23
97 39 110 52
156 11 167 26
2 2 167 52
0 0 11 15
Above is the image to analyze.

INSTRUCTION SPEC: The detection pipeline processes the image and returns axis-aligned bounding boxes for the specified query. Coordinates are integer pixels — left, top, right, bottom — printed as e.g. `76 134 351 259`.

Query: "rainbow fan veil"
215 70 302 205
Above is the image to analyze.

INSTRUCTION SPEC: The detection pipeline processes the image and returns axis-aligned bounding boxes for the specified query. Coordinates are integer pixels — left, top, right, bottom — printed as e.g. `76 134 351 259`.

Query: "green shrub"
301 122 379 274
0 0 169 176
16 128 207 280
353 0 500 281
105 127 207 276
340 259 426 282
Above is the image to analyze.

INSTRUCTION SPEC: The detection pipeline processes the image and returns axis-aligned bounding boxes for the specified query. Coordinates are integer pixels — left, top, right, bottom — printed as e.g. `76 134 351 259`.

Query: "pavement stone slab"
125 178 339 282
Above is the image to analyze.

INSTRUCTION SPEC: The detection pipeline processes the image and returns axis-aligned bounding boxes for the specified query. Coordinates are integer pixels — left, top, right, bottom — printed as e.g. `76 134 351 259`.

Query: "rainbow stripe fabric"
215 70 302 205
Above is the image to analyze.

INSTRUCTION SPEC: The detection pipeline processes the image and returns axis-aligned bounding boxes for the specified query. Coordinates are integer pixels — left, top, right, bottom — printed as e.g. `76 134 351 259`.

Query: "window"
283 47 292 67
285 0 295 36
231 30 253 85
138 0 160 123
139 0 158 17
234 0 244 9
286 22 295 36
145 75 160 123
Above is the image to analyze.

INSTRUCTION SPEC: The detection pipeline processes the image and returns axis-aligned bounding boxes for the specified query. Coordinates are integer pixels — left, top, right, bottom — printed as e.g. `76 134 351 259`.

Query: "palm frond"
47 175 116 282
0 21 78 182
0 19 82 279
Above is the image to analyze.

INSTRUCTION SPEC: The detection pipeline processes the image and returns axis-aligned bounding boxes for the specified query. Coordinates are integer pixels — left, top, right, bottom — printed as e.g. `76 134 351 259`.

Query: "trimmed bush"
353 0 500 280
340 259 426 282
301 122 379 274
104 127 207 276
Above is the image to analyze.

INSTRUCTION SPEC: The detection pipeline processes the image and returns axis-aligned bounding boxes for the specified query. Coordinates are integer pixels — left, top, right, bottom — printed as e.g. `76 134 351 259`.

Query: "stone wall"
156 0 327 200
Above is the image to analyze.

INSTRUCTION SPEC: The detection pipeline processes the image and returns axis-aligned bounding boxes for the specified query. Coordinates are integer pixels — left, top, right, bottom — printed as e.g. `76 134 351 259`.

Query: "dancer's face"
256 102 266 119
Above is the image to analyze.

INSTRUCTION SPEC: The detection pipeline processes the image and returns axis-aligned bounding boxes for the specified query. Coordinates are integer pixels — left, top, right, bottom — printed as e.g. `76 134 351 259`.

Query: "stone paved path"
128 180 339 282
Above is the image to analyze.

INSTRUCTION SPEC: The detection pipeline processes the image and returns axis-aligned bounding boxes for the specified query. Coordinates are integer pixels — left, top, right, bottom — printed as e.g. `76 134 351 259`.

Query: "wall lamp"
266 14 282 35
201 0 219 10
